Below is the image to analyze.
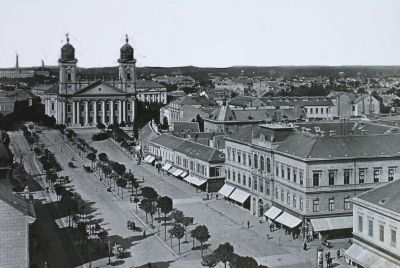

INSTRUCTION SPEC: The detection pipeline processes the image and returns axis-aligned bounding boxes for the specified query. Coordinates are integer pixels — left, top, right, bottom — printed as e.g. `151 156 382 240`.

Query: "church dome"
119 35 134 62
60 34 76 62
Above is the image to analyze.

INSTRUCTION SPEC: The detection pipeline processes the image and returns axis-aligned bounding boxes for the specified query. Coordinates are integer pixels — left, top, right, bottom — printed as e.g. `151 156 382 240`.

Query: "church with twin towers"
44 34 167 127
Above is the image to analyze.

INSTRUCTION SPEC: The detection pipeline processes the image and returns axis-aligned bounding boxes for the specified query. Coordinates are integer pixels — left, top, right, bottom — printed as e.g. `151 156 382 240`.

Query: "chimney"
41 59 44 70
361 129 368 135
15 53 19 71
329 130 336 136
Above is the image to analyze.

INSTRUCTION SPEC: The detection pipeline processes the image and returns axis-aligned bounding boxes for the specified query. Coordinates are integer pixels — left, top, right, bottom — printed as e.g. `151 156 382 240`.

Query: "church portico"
44 34 145 128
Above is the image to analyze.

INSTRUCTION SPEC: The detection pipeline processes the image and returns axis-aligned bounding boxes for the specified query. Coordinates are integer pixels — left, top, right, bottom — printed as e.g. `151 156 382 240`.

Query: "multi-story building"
44 34 166 127
344 179 400 267
223 124 400 239
148 134 225 192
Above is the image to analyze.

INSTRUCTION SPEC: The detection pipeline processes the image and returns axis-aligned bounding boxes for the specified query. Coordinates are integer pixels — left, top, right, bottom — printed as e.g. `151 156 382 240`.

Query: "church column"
131 100 135 123
118 100 122 123
77 100 80 126
72 101 76 125
85 100 89 126
62 101 66 124
102 100 106 124
122 100 126 122
110 100 114 124
93 100 97 125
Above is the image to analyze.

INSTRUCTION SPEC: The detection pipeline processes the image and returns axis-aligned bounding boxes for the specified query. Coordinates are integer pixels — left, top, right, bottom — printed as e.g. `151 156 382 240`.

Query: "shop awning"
310 216 353 232
179 171 188 178
162 163 172 171
172 169 183 177
184 175 207 186
218 184 235 198
345 243 399 268
275 212 302 229
229 188 250 204
168 167 177 174
147 156 155 163
264 206 283 220
144 155 151 162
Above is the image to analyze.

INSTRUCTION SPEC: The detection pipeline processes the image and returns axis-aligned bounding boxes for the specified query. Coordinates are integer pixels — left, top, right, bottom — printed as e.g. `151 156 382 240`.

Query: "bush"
92 132 109 141
83 165 92 173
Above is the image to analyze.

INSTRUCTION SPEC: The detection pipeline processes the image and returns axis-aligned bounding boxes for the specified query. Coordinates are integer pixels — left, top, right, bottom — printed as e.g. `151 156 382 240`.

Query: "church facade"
44 35 167 127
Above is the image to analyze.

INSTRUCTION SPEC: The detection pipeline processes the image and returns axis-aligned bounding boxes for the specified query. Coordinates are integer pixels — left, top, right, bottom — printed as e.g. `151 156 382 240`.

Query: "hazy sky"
1 0 400 68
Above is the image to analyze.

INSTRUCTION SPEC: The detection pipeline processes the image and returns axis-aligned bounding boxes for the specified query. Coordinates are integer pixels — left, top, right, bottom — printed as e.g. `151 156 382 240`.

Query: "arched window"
127 71 131 80
67 71 72 81
266 158 271 173
254 154 258 169
260 156 265 171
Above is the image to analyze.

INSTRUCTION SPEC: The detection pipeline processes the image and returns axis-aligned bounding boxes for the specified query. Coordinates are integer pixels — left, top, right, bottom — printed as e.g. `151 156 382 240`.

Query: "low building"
148 134 225 192
345 180 400 267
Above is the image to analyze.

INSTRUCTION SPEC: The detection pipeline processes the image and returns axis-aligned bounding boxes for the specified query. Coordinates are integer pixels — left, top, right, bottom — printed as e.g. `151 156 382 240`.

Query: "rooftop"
175 140 225 163
149 134 183 150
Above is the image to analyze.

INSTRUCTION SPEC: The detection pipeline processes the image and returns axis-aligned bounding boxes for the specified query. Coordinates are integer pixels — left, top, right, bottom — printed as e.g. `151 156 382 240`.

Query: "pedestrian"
207 193 209 200
303 241 307 250
130 196 132 203
247 220 250 228
143 230 146 237
336 249 340 259
216 194 219 200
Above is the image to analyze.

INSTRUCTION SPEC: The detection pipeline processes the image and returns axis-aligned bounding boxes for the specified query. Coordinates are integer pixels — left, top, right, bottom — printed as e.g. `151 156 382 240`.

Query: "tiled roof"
229 96 264 107
149 134 184 150
136 80 165 89
173 122 200 133
227 124 293 144
260 96 334 107
139 122 159 142
175 140 225 163
356 179 400 214
277 132 400 160
45 84 59 94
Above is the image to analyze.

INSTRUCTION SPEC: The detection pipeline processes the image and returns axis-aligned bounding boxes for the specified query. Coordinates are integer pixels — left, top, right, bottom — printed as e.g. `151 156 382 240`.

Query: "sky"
1 0 400 68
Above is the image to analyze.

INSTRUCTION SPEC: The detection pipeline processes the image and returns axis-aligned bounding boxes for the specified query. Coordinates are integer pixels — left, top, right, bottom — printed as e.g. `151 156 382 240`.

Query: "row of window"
358 215 397 248
312 167 397 187
306 107 330 115
311 197 351 212
226 148 272 173
226 168 272 195
275 162 304 185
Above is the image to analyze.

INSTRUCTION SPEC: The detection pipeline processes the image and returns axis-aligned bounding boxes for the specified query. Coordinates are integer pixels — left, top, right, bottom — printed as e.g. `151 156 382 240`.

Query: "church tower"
118 35 136 92
59 33 78 94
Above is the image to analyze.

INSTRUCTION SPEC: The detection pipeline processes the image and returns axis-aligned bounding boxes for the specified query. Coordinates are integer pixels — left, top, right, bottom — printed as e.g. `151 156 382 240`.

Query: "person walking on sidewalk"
247 220 250 228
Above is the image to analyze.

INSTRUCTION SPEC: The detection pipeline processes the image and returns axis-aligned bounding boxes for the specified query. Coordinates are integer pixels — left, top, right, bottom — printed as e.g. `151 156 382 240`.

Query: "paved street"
12 128 351 268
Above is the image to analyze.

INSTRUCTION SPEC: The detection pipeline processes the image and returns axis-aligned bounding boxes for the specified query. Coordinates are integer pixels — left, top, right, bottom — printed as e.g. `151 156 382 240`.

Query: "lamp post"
107 239 112 264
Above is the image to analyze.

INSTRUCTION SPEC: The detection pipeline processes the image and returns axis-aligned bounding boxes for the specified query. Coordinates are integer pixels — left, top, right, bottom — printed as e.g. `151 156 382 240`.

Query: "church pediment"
74 80 124 96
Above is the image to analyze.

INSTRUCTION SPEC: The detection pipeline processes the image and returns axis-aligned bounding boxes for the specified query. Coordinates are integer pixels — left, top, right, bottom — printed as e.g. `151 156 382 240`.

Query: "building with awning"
184 175 207 187
162 163 172 171
144 155 155 164
274 211 302 229
168 167 177 174
264 206 283 221
218 184 235 198
310 216 353 239
228 188 250 208
345 243 399 268
172 168 184 177
179 171 188 178
344 179 400 268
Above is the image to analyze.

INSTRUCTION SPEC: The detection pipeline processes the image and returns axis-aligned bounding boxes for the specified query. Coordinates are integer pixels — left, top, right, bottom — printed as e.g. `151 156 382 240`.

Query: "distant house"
0 89 34 116
345 179 400 267
172 122 200 133
329 92 381 118
380 94 400 107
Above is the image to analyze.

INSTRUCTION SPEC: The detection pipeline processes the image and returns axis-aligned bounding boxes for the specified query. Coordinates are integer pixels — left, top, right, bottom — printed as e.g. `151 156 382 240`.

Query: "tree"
103 165 112 184
97 122 106 132
182 216 194 242
141 186 158 201
214 242 234 268
158 196 173 240
201 254 219 268
116 178 127 197
192 225 210 256
171 209 184 225
161 116 169 130
139 199 152 223
86 152 96 169
123 172 136 195
169 224 185 254
230 255 258 268
98 152 108 163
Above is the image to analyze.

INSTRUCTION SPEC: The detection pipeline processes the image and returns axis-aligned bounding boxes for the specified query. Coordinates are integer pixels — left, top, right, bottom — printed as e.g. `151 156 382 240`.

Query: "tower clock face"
66 49 73 55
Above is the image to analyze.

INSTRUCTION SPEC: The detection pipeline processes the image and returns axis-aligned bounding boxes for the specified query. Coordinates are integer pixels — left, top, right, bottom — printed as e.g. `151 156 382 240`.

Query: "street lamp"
107 239 112 264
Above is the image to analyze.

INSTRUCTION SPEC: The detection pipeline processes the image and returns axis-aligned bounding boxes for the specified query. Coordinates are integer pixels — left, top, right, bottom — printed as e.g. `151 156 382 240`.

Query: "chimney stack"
15 53 19 71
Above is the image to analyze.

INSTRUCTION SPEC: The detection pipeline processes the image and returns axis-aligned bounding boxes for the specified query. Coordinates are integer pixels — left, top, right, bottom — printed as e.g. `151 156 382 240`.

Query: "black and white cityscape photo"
1 1 400 267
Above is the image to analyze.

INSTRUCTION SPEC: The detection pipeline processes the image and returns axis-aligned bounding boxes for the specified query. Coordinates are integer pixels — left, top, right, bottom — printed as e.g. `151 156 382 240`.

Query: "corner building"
223 124 400 239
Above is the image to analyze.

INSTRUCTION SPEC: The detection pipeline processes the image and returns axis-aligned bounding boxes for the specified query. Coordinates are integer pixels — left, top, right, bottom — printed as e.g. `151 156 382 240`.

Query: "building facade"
345 180 400 267
44 34 166 127
223 124 400 239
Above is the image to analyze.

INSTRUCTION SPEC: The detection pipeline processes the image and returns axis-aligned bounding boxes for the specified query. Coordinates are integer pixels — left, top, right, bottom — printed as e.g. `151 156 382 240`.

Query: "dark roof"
0 186 35 218
229 96 264 107
227 124 294 144
356 179 400 214
175 140 225 163
139 122 159 142
136 80 165 89
0 143 13 167
173 122 200 133
277 132 400 160
260 96 334 107
149 134 184 149
45 84 59 95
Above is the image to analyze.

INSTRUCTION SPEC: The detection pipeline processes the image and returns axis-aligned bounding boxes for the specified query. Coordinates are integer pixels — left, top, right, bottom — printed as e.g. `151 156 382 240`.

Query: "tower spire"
66 33 70 43
125 34 129 43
